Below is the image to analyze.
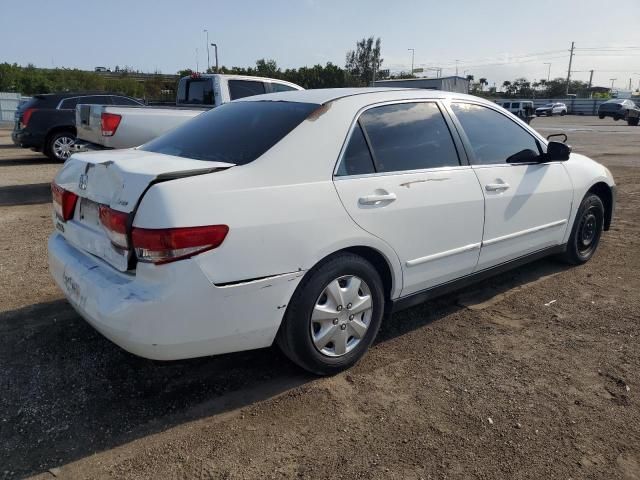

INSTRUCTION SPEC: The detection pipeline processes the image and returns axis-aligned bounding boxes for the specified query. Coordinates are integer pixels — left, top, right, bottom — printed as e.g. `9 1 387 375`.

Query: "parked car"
48 88 616 375
75 74 303 151
12 93 143 161
598 98 639 121
535 102 567 116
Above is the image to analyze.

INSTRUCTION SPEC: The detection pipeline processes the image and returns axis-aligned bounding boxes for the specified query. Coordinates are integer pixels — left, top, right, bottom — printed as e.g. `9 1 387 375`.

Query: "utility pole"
588 70 594 89
455 60 459 76
610 78 616 90
210 43 219 73
629 78 633 90
408 48 415 75
544 62 551 81
195 48 199 73
565 41 574 95
204 29 210 72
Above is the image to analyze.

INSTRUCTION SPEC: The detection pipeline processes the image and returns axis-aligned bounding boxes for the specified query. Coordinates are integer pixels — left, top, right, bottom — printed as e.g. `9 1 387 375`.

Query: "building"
372 76 470 94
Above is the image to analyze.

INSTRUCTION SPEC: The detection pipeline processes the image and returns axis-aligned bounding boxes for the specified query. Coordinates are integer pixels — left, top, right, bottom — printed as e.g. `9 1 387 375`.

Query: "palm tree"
478 77 488 92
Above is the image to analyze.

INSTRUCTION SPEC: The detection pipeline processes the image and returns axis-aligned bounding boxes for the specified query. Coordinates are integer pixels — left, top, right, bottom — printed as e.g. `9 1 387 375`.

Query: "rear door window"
358 102 460 173
336 123 375 176
140 101 318 165
58 97 81 109
228 80 267 100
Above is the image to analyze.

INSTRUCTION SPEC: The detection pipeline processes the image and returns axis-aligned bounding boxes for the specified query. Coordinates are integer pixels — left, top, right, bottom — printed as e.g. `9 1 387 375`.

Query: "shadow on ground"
0 257 569 478
0 183 51 206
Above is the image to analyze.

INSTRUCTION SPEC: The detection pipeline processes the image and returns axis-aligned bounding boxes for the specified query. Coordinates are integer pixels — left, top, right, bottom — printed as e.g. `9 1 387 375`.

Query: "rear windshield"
177 79 214 105
140 101 319 164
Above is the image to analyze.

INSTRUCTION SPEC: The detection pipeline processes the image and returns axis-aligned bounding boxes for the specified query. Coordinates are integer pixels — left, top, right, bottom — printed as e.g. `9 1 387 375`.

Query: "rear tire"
560 110 566 116
629 117 639 126
559 194 605 265
599 114 605 119
46 131 75 161
276 253 385 375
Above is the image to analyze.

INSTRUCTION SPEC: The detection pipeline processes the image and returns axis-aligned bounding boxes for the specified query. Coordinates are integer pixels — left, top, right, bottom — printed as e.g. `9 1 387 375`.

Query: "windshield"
544 104 554 107
140 101 319 164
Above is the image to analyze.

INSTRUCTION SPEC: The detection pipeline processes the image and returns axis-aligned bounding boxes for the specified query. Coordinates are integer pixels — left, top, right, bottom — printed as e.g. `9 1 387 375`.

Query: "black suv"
12 93 142 161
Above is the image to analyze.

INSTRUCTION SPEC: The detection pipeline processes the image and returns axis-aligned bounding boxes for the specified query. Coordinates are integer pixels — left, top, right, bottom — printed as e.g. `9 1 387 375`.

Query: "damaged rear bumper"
48 233 303 360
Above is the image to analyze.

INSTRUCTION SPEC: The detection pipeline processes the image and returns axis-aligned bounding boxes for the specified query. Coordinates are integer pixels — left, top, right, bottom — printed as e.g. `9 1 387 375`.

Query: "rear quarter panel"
133 103 404 298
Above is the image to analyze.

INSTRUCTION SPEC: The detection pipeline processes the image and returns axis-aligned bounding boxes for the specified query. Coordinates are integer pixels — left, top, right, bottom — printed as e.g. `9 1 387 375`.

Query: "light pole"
544 62 551 81
204 29 210 72
455 59 459 76
408 48 415 75
610 78 617 90
210 43 219 73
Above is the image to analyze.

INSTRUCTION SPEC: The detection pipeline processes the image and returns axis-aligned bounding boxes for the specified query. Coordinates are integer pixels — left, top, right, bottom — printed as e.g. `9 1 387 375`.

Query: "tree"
478 78 488 92
345 36 383 86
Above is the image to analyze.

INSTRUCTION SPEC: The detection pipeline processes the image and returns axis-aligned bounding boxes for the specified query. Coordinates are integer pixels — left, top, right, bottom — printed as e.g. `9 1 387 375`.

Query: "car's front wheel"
560 110 566 116
46 131 75 161
560 193 605 265
277 253 385 375
599 114 605 119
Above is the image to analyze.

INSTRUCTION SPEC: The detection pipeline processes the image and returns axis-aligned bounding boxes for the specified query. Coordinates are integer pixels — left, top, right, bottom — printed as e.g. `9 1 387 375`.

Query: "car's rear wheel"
46 131 75 161
277 253 385 375
560 110 566 116
629 117 639 126
560 193 605 265
599 114 605 119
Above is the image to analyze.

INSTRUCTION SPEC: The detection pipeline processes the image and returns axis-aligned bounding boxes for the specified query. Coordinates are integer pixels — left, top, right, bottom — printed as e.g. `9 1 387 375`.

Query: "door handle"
485 183 510 192
358 192 397 205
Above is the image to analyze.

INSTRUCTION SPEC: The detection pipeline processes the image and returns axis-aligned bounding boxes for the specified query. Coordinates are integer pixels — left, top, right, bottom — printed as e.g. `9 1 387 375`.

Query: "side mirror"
546 141 571 161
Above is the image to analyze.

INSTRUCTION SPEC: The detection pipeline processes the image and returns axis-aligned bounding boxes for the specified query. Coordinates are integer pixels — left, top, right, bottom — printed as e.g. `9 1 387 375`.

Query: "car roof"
238 87 482 107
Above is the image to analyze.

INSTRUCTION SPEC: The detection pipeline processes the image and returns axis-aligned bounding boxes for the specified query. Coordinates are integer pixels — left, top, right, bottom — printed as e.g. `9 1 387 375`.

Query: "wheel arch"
587 181 613 230
309 245 401 302
46 125 77 145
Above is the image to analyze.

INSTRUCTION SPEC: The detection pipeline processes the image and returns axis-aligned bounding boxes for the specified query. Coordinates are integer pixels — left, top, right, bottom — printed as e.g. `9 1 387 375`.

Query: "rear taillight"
21 108 36 128
51 182 78 221
99 206 130 249
101 113 122 136
132 225 229 264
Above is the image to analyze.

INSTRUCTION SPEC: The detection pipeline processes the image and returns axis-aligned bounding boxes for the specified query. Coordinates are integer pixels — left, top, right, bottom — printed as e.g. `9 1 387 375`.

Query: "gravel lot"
1 116 639 480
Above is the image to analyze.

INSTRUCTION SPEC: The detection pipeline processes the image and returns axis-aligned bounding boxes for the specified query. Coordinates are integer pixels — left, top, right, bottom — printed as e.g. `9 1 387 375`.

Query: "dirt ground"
1 116 639 480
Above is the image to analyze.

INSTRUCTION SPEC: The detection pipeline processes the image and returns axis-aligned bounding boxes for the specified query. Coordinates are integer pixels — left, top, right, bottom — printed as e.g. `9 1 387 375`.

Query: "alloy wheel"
53 135 75 160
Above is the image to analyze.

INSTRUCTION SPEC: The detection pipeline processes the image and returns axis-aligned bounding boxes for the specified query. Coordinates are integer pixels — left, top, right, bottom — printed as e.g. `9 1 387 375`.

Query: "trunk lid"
53 149 233 271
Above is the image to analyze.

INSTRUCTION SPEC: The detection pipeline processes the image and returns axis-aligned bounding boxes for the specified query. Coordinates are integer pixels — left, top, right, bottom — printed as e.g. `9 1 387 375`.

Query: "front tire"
560 110 566 116
629 117 639 126
277 253 385 375
599 114 605 119
46 131 75 161
560 194 605 265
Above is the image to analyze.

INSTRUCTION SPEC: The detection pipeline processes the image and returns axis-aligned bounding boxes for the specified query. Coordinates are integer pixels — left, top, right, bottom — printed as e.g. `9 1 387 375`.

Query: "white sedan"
48 88 616 375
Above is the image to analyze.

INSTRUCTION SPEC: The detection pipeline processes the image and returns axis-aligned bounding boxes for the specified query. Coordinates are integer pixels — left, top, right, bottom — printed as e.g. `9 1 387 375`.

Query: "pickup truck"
75 74 303 150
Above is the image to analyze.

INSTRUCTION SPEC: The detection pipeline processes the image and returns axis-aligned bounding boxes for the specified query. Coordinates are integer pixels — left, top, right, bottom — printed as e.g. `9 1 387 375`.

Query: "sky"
1 0 640 90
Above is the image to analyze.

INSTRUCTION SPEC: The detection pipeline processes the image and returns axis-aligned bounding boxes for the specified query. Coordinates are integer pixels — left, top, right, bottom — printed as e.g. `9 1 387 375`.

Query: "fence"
494 97 609 116
0 92 27 126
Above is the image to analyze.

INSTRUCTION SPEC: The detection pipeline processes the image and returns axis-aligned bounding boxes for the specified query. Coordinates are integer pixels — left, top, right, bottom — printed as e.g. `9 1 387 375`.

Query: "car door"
333 101 485 296
449 101 573 270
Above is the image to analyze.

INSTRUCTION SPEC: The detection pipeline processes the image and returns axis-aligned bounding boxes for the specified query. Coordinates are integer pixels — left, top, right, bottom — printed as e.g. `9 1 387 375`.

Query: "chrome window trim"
332 98 466 179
